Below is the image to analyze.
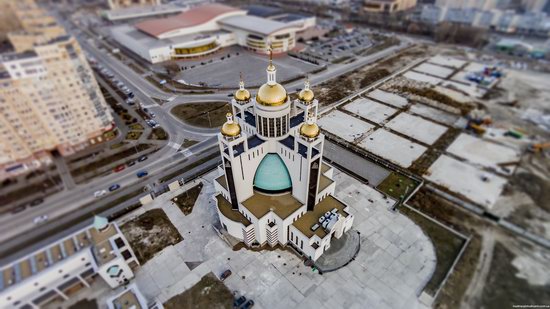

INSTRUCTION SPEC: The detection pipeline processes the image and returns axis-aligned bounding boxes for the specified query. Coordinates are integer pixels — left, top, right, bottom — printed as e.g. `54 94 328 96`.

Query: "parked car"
11 205 26 214
240 299 254 309
233 296 246 308
220 269 232 281
138 155 148 162
29 198 44 207
33 215 49 225
114 164 125 172
149 112 156 118
109 184 121 192
136 170 148 178
94 190 107 198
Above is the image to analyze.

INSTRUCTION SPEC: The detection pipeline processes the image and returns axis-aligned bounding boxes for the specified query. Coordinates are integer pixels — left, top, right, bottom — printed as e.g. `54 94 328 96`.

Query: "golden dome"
235 88 250 101
299 88 314 103
256 83 287 106
221 113 241 137
300 122 320 138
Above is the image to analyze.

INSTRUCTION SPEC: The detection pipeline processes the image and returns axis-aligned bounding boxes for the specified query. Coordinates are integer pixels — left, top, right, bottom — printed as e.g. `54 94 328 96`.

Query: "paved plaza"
103 168 436 309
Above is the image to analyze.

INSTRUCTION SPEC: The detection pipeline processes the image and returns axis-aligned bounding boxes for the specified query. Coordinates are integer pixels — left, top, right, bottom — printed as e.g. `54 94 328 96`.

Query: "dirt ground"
171 102 230 128
163 273 233 309
121 209 183 264
172 183 203 216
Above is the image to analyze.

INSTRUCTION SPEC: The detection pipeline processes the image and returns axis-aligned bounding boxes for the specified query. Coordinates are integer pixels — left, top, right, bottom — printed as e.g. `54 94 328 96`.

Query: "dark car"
240 299 254 309
29 198 44 207
11 205 26 214
233 296 246 308
220 269 232 281
109 184 121 192
136 170 148 178
127 161 136 167
138 155 148 162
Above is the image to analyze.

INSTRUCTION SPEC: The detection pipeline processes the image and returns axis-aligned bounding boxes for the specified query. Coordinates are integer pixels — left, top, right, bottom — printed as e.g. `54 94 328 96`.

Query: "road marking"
180 149 193 157
168 142 180 150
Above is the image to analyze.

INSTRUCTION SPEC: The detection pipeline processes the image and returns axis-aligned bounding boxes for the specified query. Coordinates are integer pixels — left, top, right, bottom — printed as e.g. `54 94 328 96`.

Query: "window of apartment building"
121 250 132 260
114 237 125 249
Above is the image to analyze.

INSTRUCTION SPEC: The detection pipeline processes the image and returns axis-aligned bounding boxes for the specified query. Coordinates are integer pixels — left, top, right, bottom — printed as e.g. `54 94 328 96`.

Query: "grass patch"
376 172 419 201
172 183 203 215
179 139 199 150
400 206 466 296
125 131 143 140
148 127 169 140
71 144 151 177
129 123 144 131
163 273 233 309
103 130 117 140
121 209 183 264
171 102 230 128
110 142 126 150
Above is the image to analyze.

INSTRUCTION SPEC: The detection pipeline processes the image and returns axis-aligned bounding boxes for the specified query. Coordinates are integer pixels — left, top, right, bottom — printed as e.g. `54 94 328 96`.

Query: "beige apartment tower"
364 0 417 13
0 0 113 178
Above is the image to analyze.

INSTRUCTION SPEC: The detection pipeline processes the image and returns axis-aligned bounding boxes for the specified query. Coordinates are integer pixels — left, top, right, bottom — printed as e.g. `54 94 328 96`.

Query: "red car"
113 164 126 172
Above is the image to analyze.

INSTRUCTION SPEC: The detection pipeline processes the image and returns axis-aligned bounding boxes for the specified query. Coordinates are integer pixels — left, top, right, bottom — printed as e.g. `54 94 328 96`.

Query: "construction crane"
528 142 550 153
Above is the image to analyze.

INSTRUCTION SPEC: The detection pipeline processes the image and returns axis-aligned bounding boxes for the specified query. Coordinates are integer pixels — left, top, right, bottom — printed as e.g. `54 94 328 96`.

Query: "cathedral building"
213 54 354 261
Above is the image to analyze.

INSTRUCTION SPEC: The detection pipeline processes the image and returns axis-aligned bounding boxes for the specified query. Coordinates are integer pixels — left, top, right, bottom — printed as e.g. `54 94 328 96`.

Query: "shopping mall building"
110 4 315 63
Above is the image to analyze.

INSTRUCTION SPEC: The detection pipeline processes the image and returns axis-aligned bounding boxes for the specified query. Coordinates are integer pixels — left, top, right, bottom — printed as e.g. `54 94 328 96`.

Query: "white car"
33 215 48 225
94 190 107 198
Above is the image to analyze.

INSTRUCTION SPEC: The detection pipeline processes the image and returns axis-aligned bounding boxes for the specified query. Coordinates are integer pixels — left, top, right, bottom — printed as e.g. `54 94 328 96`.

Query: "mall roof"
218 15 297 36
245 5 283 18
135 3 242 38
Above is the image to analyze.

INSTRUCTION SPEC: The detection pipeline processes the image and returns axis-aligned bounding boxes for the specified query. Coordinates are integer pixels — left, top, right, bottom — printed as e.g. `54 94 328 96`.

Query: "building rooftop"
292 195 349 239
104 4 186 21
111 288 143 309
215 175 228 191
136 4 242 38
242 191 303 220
318 174 334 192
216 194 252 227
321 162 332 174
218 15 296 36
245 5 283 18
254 154 292 193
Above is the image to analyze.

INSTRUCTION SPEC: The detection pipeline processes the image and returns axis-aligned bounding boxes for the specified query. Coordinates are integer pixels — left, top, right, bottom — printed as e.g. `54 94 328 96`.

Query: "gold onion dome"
235 74 250 102
256 83 287 106
300 118 320 138
221 113 241 137
299 78 314 103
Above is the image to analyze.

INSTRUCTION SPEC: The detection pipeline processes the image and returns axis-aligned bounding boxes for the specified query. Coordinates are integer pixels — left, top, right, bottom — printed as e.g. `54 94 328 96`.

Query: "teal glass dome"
254 154 292 193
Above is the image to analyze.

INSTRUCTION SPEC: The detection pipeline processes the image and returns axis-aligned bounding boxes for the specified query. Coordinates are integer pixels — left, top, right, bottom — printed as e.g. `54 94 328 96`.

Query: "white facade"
0 217 139 308
213 62 353 262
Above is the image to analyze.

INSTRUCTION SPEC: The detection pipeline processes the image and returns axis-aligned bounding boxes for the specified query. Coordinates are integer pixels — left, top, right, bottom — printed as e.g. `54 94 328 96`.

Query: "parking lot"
301 30 373 63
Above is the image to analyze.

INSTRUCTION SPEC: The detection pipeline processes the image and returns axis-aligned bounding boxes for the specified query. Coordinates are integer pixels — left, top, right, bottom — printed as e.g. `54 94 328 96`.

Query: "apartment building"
107 0 161 10
364 0 418 13
0 0 114 178
0 216 139 308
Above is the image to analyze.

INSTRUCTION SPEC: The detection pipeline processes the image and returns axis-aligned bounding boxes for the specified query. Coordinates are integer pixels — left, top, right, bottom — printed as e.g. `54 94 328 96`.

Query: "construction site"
316 43 550 307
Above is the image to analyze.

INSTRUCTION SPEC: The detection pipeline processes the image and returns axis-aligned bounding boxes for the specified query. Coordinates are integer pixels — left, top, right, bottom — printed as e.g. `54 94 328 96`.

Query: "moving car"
29 198 44 207
138 155 148 162
33 215 48 225
11 205 26 214
94 190 107 198
136 170 148 178
109 184 121 192
114 164 125 172
127 161 136 167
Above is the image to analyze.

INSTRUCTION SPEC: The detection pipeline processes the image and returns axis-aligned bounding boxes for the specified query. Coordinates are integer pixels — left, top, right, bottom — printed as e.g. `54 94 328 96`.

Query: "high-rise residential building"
107 0 161 10
363 0 418 13
0 0 113 178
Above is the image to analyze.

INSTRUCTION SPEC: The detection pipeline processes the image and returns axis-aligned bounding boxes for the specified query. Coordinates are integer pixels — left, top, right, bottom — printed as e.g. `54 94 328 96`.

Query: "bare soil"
172 183 203 216
163 273 233 309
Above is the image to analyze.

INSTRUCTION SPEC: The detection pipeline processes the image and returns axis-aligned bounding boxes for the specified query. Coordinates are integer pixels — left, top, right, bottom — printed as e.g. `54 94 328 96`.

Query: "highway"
0 9 413 263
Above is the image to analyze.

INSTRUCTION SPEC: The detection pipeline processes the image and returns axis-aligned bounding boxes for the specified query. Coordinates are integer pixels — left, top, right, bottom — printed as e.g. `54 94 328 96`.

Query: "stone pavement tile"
227 250 257 273
386 243 403 258
379 271 416 298
366 275 407 309
299 294 329 309
379 226 400 243
258 276 304 309
284 267 318 295
355 218 378 236
237 259 282 296
374 234 391 250
365 250 394 277
361 286 394 309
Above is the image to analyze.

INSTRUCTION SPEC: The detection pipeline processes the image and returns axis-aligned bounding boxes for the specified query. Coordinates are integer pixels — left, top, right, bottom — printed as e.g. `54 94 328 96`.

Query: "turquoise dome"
254 154 292 193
